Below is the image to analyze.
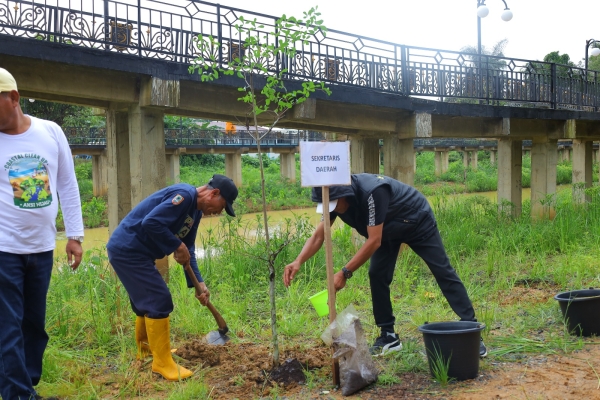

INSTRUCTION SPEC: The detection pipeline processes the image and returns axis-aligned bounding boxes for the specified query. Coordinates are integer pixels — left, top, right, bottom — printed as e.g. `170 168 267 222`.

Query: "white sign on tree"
300 141 351 187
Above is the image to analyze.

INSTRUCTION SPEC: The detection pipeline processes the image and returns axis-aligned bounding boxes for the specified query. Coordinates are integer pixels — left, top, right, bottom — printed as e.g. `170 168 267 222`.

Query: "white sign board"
300 141 351 187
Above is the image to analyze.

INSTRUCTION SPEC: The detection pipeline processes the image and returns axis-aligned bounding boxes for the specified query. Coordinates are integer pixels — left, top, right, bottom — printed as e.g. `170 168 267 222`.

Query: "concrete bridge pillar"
106 104 166 235
434 151 449 177
128 104 167 205
225 153 243 187
383 136 415 186
572 139 593 204
166 148 184 185
350 136 364 174
489 150 497 166
350 136 380 174
530 138 558 220
434 151 442 177
462 151 469 170
497 139 523 217
471 151 478 171
364 138 380 174
92 150 108 197
280 152 296 182
106 108 131 236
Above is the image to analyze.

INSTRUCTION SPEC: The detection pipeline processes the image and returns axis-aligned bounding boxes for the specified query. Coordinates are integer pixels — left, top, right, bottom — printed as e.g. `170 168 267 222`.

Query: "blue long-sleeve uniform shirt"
107 183 204 284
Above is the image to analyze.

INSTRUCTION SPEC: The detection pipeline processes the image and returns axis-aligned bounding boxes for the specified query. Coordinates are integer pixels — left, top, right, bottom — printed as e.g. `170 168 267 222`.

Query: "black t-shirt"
324 186 390 226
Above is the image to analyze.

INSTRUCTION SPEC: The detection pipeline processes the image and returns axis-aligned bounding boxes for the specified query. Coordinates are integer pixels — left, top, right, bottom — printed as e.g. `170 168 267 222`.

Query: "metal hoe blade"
206 330 230 345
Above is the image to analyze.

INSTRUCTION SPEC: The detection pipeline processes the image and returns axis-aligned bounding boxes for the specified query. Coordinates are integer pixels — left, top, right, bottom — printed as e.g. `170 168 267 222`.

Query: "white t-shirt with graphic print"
0 116 84 254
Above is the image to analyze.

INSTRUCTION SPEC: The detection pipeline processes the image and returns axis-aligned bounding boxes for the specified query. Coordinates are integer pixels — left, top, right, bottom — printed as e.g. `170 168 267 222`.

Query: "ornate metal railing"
64 128 591 151
63 127 325 146
2 0 599 110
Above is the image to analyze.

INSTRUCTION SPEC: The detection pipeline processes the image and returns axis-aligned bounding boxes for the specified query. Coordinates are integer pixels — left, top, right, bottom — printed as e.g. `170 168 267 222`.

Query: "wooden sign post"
299 141 351 386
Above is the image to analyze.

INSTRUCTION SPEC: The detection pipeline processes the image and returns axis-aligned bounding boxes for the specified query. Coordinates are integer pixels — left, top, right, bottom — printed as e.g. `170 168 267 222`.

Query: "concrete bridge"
64 127 598 197
2 0 600 233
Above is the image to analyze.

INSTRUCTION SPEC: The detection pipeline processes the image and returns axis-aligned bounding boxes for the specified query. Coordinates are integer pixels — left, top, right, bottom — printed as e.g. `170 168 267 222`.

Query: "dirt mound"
174 340 330 399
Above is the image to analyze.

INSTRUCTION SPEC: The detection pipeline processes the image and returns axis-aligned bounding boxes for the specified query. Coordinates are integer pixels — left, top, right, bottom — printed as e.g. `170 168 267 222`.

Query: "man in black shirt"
283 173 486 357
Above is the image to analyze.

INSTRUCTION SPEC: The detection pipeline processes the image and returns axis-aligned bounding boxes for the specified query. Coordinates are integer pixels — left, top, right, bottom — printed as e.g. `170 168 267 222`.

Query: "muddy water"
54 208 324 254
54 187 546 252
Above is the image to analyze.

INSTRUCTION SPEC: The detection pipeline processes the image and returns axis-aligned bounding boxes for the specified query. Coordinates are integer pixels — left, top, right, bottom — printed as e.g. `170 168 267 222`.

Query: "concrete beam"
140 77 180 108
562 119 600 141
431 116 509 138
510 119 566 139
291 98 316 120
2 57 137 106
396 112 432 139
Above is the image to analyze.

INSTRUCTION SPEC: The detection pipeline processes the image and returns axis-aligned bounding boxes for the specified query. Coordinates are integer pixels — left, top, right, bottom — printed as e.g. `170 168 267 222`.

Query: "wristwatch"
341 267 353 279
67 236 84 243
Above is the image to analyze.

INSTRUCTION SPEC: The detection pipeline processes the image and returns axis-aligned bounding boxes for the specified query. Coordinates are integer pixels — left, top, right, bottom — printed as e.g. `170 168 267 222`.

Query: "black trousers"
368 229 476 330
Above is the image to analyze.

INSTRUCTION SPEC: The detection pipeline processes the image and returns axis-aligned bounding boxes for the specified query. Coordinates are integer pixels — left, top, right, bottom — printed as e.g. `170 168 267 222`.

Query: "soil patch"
174 340 329 399
123 337 600 399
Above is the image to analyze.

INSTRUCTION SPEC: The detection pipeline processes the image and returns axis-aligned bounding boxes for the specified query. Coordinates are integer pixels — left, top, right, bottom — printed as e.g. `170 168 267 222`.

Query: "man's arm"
333 223 383 291
54 123 84 269
283 220 328 287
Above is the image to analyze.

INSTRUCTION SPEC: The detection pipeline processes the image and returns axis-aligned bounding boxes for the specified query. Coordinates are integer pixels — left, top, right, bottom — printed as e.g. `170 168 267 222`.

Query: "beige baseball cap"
0 68 18 92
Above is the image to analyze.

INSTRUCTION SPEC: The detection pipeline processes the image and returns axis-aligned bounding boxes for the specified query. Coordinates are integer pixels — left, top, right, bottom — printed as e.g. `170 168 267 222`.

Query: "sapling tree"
189 7 331 366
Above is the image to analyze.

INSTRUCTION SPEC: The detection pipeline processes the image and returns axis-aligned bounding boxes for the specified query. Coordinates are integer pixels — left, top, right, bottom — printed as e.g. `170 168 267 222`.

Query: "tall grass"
37 185 600 397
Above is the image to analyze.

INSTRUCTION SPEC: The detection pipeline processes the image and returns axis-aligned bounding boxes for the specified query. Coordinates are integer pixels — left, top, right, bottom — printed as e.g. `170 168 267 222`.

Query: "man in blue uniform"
107 174 237 381
283 174 485 357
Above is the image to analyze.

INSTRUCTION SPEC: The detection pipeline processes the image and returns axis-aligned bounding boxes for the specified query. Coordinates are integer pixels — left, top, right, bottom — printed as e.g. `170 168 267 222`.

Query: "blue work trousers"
107 248 174 319
0 250 53 400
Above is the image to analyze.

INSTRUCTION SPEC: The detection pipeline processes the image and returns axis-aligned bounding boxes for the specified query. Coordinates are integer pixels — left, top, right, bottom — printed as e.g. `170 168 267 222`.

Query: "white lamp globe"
501 9 513 21
591 47 600 57
477 5 489 18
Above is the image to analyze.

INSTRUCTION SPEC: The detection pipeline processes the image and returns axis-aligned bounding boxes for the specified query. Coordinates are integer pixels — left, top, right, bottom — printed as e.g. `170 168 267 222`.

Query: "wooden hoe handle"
183 263 229 335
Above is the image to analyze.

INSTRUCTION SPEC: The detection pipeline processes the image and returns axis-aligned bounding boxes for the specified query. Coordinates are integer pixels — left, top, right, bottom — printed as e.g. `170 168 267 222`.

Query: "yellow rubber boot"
135 316 152 359
145 316 193 381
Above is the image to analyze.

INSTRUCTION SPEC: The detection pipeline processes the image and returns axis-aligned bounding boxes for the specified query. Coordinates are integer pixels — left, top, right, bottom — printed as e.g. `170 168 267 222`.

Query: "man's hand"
283 261 301 287
173 242 190 266
334 270 347 291
195 281 210 306
65 240 83 270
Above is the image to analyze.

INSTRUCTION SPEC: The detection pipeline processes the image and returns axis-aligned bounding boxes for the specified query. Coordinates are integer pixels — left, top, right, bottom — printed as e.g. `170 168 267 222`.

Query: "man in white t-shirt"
0 68 84 400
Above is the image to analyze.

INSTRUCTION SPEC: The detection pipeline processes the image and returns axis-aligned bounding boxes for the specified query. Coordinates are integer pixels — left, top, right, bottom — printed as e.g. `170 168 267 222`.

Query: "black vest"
335 174 437 241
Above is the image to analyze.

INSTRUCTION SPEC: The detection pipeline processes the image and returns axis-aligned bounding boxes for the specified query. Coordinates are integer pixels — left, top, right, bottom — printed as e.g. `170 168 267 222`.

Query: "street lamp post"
476 0 513 56
475 1 512 103
585 39 600 71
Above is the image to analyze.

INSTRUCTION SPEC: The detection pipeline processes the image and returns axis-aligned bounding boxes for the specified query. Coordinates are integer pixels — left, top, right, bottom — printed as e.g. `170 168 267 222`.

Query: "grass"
35 164 600 397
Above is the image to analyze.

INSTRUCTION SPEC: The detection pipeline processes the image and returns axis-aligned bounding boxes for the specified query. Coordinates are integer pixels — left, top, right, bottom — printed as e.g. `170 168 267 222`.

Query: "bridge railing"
1 0 599 111
62 126 325 146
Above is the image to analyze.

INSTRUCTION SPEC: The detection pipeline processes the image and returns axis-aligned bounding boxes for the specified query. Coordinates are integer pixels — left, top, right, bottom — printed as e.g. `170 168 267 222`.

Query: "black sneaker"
369 332 402 356
480 337 488 358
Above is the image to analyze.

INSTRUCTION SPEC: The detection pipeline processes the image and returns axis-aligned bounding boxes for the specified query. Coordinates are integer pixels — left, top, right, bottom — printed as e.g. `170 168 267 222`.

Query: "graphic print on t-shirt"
5 154 52 208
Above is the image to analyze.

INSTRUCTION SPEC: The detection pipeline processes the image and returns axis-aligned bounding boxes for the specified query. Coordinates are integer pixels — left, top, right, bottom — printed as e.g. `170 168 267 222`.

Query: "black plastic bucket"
418 321 485 381
554 289 600 336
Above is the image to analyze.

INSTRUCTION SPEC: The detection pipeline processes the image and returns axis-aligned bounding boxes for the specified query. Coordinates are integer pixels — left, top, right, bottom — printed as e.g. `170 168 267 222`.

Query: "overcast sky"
212 0 600 67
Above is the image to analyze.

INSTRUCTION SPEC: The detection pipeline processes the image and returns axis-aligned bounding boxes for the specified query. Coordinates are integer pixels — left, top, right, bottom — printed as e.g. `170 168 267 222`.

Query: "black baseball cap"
208 174 238 217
